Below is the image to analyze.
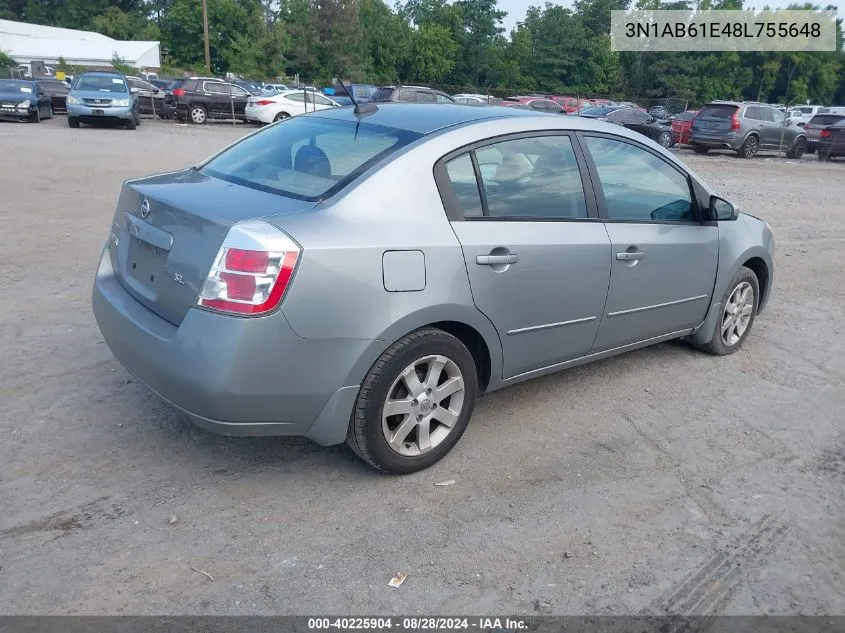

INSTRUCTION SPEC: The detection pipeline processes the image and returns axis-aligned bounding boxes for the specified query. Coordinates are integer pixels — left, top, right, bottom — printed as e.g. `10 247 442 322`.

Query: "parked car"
501 97 566 114
648 105 669 119
370 86 455 103
232 79 262 96
261 83 289 95
125 76 166 117
92 103 774 473
167 78 251 124
817 119 845 161
148 78 174 90
605 107 674 147
549 96 590 113
786 105 823 127
331 83 377 103
803 112 845 153
33 78 69 113
576 104 628 119
0 78 53 122
66 71 139 129
690 101 807 158
245 89 339 124
670 110 698 145
453 94 491 105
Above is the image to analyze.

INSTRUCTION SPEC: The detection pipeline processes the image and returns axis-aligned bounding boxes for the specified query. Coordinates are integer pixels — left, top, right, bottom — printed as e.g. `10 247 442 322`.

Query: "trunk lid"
108 169 317 326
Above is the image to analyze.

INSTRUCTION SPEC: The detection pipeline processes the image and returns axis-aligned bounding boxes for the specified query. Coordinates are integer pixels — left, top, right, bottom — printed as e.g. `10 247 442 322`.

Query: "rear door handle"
477 254 519 265
616 251 645 261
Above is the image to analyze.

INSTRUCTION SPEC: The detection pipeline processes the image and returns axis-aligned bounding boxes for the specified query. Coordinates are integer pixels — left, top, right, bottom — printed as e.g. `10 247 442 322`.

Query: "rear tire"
737 135 758 158
693 267 759 356
68 116 79 128
692 143 709 154
347 327 478 474
189 105 207 124
273 111 290 122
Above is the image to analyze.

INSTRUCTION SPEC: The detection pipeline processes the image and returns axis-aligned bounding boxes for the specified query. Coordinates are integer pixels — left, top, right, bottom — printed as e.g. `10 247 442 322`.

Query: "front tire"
786 137 806 159
125 116 136 130
737 135 758 158
658 131 672 148
347 328 479 474
68 116 79 128
693 266 759 356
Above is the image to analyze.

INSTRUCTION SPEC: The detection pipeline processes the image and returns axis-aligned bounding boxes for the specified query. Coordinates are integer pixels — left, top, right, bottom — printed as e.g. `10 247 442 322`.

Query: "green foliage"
110 51 136 74
1 0 842 104
0 49 16 69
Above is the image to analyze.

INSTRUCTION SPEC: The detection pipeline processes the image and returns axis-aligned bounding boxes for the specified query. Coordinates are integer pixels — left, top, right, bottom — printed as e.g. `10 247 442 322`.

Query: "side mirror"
710 195 739 221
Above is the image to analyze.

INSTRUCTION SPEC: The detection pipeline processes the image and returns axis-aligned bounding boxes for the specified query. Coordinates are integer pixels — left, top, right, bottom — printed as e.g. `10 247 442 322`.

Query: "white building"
0 19 160 71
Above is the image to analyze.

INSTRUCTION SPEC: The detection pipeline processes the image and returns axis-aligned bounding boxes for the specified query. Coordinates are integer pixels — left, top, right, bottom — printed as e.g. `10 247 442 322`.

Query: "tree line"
1 0 844 105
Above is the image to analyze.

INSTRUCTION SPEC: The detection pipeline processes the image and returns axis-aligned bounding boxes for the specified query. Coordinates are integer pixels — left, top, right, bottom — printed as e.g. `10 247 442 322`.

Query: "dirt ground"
0 116 843 616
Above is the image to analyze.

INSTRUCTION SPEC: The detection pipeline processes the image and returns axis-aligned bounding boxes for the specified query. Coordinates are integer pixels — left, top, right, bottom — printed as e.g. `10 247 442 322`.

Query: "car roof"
309 102 561 135
78 71 124 77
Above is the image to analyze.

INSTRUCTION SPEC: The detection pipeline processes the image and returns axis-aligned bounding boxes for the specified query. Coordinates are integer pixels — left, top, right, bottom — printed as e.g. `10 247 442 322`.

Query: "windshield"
73 75 128 93
201 117 422 200
0 80 35 94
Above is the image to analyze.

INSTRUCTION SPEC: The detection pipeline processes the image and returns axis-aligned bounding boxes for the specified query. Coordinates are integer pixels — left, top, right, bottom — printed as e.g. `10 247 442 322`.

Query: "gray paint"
382 250 426 292
92 104 774 445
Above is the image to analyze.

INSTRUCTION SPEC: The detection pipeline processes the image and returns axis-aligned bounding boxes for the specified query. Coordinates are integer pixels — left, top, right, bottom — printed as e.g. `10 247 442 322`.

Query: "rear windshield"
698 104 738 118
809 114 845 126
74 75 128 93
201 117 422 201
370 88 395 102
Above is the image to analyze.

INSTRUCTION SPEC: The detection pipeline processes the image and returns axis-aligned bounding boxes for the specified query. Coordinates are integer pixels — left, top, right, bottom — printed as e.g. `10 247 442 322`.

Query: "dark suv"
370 86 455 104
166 77 251 124
690 101 808 158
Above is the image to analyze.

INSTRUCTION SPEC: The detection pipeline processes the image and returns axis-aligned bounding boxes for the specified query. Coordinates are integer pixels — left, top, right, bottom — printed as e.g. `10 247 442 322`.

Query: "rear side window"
442 135 588 220
809 115 844 126
744 106 762 120
201 117 421 201
698 104 738 119
371 87 395 102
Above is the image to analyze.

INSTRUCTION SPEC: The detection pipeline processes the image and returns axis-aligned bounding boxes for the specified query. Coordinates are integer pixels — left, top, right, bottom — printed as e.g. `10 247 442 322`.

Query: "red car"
671 110 698 145
549 95 590 113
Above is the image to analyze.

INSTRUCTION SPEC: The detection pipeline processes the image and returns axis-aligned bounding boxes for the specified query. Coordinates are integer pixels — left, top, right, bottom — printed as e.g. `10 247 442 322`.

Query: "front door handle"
477 254 519 266
616 251 645 261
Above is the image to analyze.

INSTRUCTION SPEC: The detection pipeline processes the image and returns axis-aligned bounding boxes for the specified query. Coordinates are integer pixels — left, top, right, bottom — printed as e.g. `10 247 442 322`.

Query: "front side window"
201 117 421 200
435 93 453 104
584 136 693 222
230 85 249 97
443 135 588 220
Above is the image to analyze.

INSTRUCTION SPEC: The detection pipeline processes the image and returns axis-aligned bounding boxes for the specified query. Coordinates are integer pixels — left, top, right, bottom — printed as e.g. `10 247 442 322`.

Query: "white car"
261 83 289 95
453 93 491 104
787 105 824 127
245 90 339 124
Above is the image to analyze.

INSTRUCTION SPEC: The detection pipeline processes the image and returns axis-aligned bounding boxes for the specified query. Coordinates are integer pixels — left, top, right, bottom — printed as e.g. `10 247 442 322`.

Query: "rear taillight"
731 112 740 130
172 88 185 97
820 129 831 138
256 99 275 106
198 220 300 316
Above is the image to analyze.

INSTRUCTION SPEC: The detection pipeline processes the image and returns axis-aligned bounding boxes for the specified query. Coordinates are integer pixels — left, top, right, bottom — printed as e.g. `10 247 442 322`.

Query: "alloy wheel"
721 281 754 346
191 107 206 124
381 354 466 457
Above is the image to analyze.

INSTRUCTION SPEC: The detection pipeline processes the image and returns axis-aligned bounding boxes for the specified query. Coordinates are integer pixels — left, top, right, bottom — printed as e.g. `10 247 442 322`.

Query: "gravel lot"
1 116 843 616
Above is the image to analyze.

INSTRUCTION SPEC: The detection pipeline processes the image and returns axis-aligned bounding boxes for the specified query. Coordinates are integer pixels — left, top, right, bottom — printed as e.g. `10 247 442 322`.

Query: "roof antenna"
342 79 377 116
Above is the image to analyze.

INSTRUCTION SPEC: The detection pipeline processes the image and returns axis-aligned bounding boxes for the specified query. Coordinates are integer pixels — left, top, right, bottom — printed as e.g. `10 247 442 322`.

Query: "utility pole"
202 0 211 72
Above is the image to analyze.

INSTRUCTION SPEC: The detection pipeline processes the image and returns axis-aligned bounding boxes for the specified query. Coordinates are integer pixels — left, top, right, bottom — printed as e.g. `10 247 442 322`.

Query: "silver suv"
690 101 807 158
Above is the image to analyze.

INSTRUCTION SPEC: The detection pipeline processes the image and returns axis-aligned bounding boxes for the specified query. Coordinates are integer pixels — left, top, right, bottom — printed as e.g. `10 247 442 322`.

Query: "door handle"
616 251 645 261
477 254 519 265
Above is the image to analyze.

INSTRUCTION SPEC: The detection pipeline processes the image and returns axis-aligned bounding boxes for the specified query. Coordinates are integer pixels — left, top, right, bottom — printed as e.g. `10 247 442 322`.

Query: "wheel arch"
341 305 504 395
742 256 771 314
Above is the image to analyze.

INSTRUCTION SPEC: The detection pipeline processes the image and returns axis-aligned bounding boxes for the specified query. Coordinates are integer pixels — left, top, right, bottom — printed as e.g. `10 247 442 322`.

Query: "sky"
497 0 844 34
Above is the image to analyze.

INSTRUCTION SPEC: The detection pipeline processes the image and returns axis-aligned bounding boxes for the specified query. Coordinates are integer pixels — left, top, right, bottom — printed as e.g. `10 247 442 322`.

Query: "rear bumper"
91 245 367 445
689 131 741 149
245 105 276 124
68 103 135 121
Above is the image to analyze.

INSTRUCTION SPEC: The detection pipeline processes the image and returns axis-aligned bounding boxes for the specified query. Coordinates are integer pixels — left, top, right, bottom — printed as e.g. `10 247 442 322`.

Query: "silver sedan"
92 104 774 473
